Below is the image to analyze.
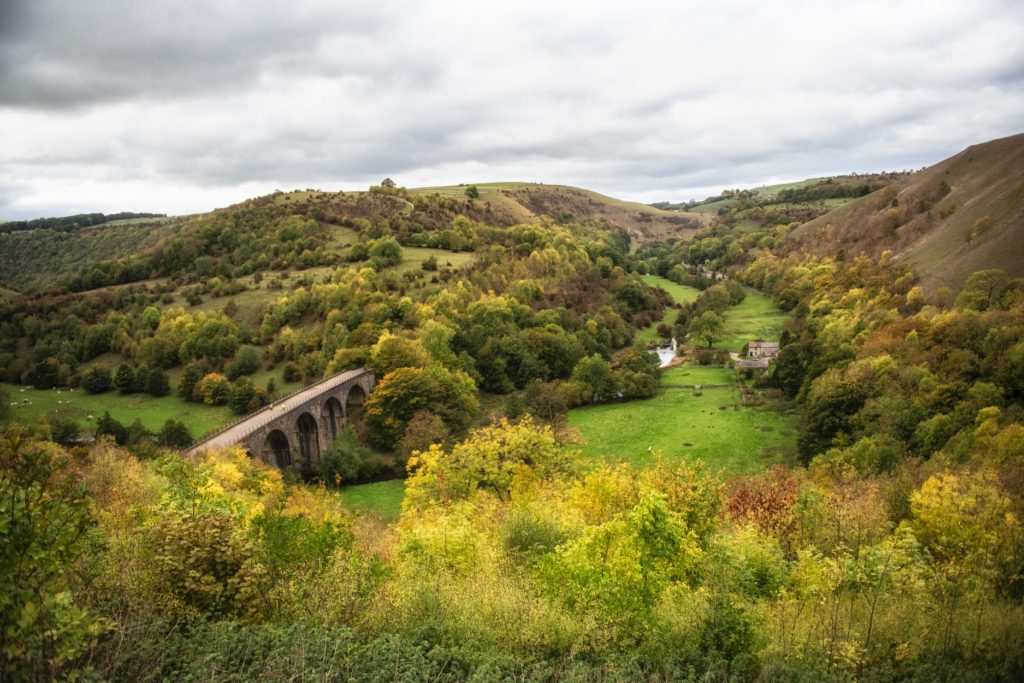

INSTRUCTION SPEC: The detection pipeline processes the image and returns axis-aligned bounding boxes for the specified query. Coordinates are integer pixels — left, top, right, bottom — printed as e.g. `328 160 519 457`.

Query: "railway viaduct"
187 368 375 471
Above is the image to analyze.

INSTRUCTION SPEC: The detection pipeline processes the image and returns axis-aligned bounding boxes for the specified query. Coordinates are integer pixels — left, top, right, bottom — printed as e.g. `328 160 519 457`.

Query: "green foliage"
158 419 193 448
404 417 575 509
369 235 403 269
96 411 128 445
148 509 269 620
688 310 725 348
318 427 389 486
82 366 113 394
0 433 106 679
369 331 430 376
364 364 479 449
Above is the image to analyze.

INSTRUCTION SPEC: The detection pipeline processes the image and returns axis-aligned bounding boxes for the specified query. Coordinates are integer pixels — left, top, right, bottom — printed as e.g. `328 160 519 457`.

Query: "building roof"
749 340 779 349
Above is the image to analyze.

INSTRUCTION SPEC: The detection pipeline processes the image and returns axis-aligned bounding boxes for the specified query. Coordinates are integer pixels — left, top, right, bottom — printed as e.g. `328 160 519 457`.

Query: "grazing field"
2 383 234 438
716 288 788 352
568 365 796 475
396 246 475 274
340 479 405 521
636 275 701 345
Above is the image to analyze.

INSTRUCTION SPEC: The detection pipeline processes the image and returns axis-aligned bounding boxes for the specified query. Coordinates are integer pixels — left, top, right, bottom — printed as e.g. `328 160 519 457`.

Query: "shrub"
95 412 128 445
196 373 231 406
158 420 193 449
82 366 113 394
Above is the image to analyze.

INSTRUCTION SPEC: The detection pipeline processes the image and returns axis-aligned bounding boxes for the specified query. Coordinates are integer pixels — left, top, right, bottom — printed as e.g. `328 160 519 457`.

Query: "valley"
2 138 1022 681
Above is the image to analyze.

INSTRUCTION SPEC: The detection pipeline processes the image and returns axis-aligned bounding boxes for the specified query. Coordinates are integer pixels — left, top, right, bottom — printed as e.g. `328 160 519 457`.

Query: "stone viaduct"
187 367 375 472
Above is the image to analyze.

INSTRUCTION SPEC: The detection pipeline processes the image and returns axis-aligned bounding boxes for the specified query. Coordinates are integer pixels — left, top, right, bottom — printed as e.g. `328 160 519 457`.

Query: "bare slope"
787 134 1024 291
410 182 708 242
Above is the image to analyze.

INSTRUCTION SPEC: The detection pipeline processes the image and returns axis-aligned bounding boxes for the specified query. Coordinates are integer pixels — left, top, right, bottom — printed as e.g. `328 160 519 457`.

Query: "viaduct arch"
187 367 375 472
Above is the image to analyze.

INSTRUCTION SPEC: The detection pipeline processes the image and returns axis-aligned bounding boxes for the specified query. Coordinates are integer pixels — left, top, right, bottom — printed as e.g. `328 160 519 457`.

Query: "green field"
637 275 701 345
2 383 234 438
340 479 405 521
568 365 796 475
716 288 788 352
396 246 476 274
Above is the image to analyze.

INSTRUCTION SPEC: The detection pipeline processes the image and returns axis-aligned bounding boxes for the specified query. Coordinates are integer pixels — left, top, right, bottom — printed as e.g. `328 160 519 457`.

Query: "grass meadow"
716 288 789 352
2 383 233 438
636 275 701 345
339 479 406 521
567 364 796 475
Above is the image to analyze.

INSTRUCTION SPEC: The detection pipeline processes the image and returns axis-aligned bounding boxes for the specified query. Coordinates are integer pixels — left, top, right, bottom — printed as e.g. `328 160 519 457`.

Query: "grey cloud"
0 0 1022 219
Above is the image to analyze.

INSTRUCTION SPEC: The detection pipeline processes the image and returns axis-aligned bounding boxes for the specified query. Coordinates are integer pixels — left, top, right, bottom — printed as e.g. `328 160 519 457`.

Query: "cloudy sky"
1 0 1022 219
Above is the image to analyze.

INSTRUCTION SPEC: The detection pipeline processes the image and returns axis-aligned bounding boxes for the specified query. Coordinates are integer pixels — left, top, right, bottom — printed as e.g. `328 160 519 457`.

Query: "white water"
653 337 678 368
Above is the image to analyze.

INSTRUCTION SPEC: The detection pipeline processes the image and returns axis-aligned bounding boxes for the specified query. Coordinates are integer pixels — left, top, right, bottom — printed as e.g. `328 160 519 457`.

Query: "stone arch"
345 383 366 422
296 412 320 470
264 429 292 468
324 396 343 441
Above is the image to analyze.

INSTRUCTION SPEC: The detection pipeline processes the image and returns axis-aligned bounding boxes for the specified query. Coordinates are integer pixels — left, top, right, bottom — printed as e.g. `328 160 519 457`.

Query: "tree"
282 362 302 383
196 373 231 406
158 419 193 448
47 412 80 446
525 379 569 420
570 354 619 403
397 410 449 459
95 412 128 445
81 366 113 394
363 364 479 449
688 310 725 348
226 346 262 380
369 236 402 269
369 332 430 376
229 378 256 415
404 417 574 509
0 434 103 679
955 268 1011 311
464 185 480 200
178 363 205 401
178 314 240 367
145 367 171 397
114 364 137 394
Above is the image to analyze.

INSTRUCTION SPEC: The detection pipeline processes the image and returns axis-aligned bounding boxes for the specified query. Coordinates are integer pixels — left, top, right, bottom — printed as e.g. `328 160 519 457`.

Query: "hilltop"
0 181 705 294
787 133 1024 290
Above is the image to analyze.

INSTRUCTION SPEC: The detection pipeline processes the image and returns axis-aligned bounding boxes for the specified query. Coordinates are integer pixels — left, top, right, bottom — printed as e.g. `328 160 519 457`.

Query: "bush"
229 378 256 415
0 434 104 680
282 362 302 383
226 346 262 380
158 420 193 448
319 428 383 486
82 366 113 394
145 367 171 397
114 364 137 394
196 373 231 406
95 411 128 445
397 410 449 459
47 412 80 446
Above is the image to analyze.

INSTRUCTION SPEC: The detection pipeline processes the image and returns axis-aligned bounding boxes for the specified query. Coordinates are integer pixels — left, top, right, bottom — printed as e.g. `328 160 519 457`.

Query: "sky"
1 0 1022 220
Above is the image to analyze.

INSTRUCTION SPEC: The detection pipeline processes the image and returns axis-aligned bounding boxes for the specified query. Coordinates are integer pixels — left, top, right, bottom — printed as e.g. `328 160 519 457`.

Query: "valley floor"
568 364 797 475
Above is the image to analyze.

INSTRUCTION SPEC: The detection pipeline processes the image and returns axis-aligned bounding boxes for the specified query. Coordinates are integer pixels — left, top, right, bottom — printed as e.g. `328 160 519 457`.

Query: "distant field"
715 288 788 352
2 383 233 438
568 365 797 475
396 246 475 274
637 275 701 344
340 479 405 521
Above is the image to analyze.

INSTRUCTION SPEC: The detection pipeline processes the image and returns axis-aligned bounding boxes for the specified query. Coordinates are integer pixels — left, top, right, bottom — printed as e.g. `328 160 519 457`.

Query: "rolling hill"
0 182 706 293
786 133 1024 291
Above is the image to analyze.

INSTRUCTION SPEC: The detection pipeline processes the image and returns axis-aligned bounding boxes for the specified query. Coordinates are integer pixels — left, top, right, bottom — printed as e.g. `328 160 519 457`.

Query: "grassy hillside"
412 181 709 242
0 217 179 292
787 133 1024 291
